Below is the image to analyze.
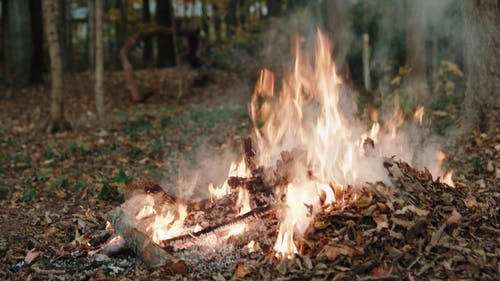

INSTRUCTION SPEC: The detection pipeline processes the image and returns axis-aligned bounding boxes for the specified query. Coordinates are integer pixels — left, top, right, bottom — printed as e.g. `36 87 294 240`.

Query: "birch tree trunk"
461 0 500 133
43 0 70 133
95 0 104 119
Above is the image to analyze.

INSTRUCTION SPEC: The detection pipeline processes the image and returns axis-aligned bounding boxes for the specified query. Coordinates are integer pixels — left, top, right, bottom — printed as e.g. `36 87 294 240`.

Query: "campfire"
94 30 455 276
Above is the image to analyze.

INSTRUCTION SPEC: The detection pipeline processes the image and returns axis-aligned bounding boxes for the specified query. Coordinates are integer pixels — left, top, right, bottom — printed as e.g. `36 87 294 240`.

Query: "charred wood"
107 207 187 275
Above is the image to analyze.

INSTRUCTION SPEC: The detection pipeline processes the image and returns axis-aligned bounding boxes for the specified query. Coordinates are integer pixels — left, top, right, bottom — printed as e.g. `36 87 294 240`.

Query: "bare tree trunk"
461 0 500 133
95 0 104 119
404 0 428 106
214 4 222 43
43 0 70 133
268 0 282 17
88 0 95 69
116 0 128 50
30 0 44 83
225 0 237 38
58 0 72 72
320 0 352 79
142 0 152 65
156 0 176 67
362 34 372 92
5 0 32 86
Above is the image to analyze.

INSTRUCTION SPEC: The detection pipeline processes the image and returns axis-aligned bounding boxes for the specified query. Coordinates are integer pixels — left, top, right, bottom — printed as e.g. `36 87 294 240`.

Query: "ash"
172 217 274 278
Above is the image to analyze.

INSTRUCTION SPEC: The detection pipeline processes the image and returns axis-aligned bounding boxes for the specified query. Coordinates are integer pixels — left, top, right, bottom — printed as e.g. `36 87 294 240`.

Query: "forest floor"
0 67 498 280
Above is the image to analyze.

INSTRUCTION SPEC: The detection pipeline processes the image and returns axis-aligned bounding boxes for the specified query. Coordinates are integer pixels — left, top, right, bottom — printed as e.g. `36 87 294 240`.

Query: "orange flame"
413 105 424 126
236 187 251 215
208 159 249 201
440 170 455 187
150 205 187 244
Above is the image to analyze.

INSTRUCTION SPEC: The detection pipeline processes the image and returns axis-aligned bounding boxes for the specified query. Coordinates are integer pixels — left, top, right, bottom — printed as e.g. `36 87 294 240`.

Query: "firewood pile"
83 138 498 280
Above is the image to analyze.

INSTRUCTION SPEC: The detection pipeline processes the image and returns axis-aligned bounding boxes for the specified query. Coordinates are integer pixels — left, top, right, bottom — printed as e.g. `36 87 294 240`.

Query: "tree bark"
107 207 187 274
95 0 104 119
461 0 500 133
116 0 128 50
320 0 352 79
156 0 176 67
142 0 152 64
268 0 282 17
404 0 428 106
225 0 237 38
58 0 72 72
5 0 32 86
42 0 70 133
88 0 95 69
30 0 44 83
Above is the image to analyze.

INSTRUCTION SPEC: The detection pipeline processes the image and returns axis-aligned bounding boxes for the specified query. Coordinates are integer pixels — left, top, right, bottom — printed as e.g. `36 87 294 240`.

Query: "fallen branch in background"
118 25 200 103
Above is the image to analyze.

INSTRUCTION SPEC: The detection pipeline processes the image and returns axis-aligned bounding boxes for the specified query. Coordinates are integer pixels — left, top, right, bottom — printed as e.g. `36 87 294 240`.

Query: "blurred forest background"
0 0 497 133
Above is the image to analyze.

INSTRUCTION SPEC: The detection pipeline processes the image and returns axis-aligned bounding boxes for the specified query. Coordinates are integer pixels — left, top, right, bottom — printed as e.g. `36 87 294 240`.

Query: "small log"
118 25 201 103
242 137 257 174
107 207 187 275
161 204 274 248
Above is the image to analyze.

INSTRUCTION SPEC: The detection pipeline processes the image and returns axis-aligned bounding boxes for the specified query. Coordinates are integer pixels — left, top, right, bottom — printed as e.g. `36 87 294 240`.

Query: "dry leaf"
372 264 391 277
24 249 42 265
373 215 389 232
395 205 430 216
319 244 364 261
234 263 252 278
446 209 462 226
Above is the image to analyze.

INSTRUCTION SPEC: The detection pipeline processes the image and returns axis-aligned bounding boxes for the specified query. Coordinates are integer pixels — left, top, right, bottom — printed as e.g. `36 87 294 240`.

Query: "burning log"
161 204 274 248
107 207 187 275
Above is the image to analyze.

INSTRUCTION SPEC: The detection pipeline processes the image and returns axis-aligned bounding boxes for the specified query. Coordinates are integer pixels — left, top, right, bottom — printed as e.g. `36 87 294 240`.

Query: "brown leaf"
395 205 430 216
234 263 252 278
446 209 462 226
463 196 478 209
319 244 364 261
372 264 391 278
24 249 42 265
373 215 389 232
355 195 372 208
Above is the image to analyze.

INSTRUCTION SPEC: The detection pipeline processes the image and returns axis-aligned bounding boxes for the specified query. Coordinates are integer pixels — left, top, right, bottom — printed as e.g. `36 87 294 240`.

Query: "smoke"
252 1 461 186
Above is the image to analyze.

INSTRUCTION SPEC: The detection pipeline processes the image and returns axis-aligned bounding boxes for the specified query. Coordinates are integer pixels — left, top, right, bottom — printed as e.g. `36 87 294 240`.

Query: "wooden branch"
118 25 200 103
107 207 187 275
161 204 274 248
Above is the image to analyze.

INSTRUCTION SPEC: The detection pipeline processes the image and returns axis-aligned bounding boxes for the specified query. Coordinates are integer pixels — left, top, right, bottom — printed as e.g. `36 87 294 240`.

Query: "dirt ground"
0 67 498 280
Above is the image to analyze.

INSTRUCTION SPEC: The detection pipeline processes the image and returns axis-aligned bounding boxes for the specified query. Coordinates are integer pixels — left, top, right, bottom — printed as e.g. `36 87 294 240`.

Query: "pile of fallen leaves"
0 67 498 279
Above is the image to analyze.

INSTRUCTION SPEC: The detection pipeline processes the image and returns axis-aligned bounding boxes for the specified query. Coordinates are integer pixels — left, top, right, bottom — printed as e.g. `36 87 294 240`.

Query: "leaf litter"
0 68 498 280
